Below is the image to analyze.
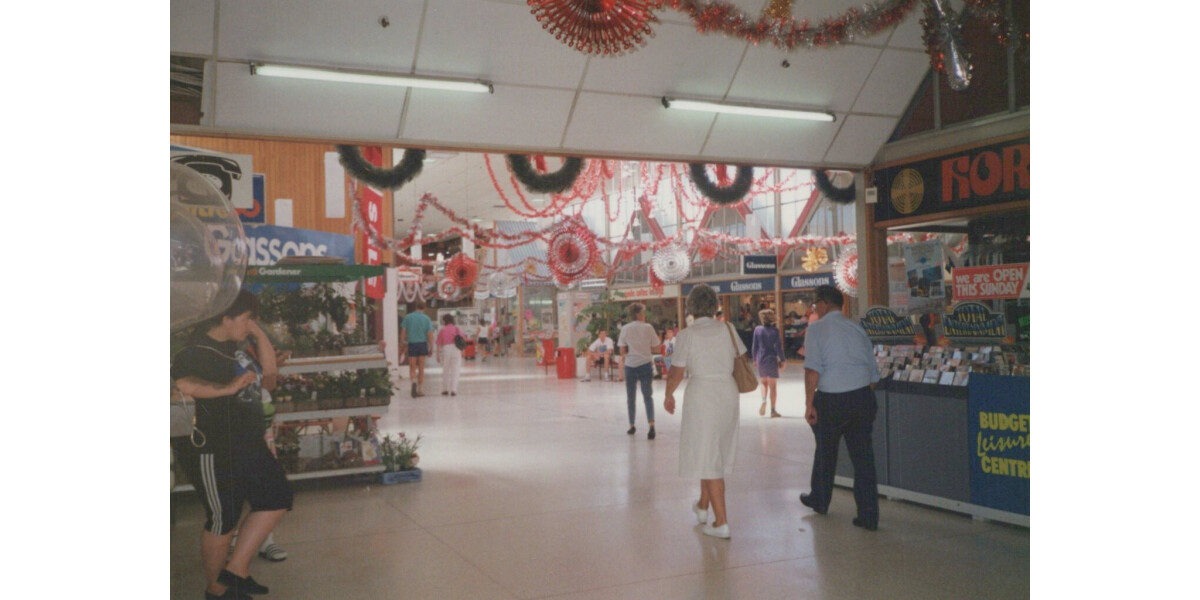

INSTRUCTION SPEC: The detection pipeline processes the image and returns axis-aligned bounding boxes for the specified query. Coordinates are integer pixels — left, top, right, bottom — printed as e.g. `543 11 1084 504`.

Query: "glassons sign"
874 136 1030 221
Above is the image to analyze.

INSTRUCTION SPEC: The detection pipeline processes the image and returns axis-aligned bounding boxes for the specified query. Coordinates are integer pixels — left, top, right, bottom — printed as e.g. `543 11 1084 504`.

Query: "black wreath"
337 145 426 190
813 170 856 204
506 154 585 194
688 163 754 205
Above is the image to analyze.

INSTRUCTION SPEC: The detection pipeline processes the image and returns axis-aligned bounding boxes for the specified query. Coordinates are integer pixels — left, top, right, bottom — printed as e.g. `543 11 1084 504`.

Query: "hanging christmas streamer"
338 146 426 190
547 220 599 285
529 0 665 57
920 0 971 91
446 253 479 288
833 244 859 297
650 243 691 283
668 0 917 51
813 170 856 204
688 163 754 205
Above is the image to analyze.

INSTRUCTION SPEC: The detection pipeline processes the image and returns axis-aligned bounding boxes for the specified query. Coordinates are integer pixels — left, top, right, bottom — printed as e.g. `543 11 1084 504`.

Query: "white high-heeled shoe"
702 523 730 539
693 502 708 524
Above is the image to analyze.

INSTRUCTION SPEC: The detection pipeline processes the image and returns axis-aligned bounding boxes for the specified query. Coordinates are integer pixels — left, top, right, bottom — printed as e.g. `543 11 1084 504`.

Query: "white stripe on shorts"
200 454 222 533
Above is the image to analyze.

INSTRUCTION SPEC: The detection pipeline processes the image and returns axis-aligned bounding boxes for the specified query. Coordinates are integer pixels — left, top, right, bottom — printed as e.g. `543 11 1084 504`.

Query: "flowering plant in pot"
379 432 422 483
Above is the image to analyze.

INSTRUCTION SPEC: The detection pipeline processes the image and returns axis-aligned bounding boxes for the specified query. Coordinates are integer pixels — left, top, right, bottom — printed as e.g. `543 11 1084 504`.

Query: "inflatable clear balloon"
171 162 249 331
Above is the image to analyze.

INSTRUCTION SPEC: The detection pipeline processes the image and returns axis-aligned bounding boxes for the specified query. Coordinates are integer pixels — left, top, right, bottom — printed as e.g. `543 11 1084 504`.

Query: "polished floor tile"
171 356 1029 599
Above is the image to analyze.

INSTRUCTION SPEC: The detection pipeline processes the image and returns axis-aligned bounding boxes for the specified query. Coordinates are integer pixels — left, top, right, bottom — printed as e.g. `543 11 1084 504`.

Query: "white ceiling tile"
730 43 881 112
562 93 713 157
217 0 424 71
824 114 898 166
852 49 930 116
887 8 928 50
703 115 839 165
419 0 588 88
584 22 747 98
403 87 576 149
171 0 215 55
212 63 405 139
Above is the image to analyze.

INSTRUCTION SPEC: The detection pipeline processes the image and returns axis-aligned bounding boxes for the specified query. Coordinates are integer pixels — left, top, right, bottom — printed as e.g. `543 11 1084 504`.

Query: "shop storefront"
610 284 682 333
853 133 1030 526
682 276 775 351
778 271 835 359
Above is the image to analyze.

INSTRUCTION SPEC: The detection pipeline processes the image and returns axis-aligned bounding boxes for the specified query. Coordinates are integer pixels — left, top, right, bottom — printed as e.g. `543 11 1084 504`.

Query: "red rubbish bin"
556 347 576 379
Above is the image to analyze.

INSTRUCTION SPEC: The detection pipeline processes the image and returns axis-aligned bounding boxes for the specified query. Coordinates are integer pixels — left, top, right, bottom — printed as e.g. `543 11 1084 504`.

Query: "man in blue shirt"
800 285 882 531
400 299 435 397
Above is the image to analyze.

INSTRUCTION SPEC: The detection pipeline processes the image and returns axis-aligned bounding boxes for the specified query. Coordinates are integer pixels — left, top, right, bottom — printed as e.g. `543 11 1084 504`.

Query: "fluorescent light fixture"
661 97 834 122
251 63 493 94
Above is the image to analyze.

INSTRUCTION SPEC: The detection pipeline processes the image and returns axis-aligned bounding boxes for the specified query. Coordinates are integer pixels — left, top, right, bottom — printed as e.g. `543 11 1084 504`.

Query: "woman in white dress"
664 284 744 539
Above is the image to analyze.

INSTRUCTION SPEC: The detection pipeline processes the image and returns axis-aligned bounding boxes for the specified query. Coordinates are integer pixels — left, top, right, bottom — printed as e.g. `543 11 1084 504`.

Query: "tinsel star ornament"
528 0 664 57
833 244 859 297
651 243 691 283
801 247 829 272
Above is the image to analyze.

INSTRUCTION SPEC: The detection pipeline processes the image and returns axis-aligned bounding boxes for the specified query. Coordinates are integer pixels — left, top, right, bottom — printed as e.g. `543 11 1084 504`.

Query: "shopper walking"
400 299 435 397
663 285 744 539
800 285 882 531
751 308 786 418
171 291 293 599
436 313 465 396
475 319 491 362
618 303 662 439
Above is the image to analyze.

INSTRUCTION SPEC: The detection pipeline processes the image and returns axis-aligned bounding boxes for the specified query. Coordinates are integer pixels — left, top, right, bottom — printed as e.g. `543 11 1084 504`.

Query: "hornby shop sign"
874 136 1029 222
612 284 680 300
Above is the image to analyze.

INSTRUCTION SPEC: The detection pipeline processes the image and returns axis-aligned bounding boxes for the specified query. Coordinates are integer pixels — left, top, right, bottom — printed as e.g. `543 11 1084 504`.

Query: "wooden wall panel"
170 135 396 263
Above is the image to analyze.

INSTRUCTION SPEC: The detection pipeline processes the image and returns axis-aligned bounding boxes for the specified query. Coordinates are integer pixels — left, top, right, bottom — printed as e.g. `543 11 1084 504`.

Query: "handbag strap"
723 322 740 354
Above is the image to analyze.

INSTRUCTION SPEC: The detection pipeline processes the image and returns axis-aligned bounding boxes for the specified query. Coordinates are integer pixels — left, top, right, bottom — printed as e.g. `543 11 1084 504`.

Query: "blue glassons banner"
244 225 355 266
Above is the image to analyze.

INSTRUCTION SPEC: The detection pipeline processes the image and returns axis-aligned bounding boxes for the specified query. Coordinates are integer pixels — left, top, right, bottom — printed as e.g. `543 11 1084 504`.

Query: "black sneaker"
627 425 636 435
647 427 656 440
217 569 269 594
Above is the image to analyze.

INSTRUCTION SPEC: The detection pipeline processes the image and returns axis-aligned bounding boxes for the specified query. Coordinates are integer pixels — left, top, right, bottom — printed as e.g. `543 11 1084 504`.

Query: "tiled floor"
170 356 1029 599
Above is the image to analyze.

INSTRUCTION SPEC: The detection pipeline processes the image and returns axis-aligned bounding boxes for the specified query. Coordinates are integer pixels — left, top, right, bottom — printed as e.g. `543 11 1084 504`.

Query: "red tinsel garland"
666 0 917 51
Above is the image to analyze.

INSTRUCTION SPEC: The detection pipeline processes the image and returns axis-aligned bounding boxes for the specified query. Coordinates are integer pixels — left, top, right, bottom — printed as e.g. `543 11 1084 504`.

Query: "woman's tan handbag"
725 322 759 394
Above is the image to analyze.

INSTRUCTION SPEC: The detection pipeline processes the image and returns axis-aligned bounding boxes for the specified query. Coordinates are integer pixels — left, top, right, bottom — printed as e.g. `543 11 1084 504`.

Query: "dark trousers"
808 386 879 524
624 363 654 425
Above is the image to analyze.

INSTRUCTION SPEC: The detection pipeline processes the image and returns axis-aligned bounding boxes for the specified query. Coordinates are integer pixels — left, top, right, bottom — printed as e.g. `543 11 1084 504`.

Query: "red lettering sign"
951 263 1030 300
941 143 1030 203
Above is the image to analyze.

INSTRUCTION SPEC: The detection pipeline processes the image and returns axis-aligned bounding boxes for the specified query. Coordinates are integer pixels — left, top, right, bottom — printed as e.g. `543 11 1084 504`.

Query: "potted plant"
574 290 624 355
379 432 422 484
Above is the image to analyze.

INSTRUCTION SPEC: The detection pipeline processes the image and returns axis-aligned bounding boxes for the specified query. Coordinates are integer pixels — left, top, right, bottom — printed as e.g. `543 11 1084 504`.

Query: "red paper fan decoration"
547 221 598 285
528 0 664 57
446 254 479 288
696 239 719 263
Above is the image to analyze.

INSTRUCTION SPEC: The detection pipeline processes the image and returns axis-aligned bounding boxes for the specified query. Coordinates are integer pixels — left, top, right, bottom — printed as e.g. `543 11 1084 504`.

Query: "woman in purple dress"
751 309 785 417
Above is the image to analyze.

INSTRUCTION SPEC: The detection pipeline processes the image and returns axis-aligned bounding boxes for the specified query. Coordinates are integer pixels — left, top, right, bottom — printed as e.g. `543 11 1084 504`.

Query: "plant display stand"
380 468 422 484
